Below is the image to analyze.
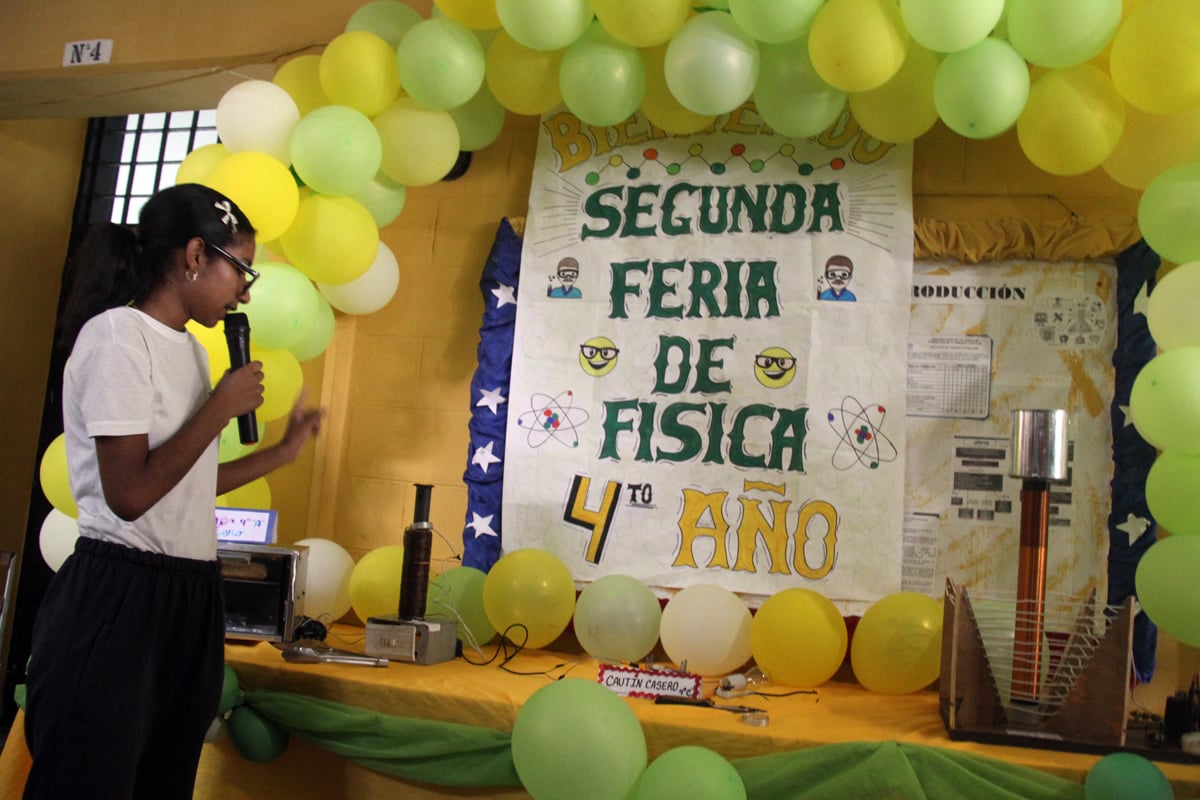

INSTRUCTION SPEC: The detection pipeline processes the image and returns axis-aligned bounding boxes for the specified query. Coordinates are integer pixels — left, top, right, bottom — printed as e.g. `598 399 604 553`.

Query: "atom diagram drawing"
516 390 590 448
827 396 898 471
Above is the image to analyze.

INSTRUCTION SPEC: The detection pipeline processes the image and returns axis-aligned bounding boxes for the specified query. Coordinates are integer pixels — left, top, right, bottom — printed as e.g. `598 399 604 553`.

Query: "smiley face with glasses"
579 336 620 377
754 346 797 388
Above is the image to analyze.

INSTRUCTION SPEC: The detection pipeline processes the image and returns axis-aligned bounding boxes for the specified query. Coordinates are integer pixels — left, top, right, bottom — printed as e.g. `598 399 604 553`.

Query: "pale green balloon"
396 17 486 110
1130 348 1200 453
290 104 382 197
1145 450 1200 536
496 0 594 51
240 261 321 350
754 41 846 139
345 0 423 49
449 84 507 151
933 37 1029 139
1136 536 1200 647
352 173 408 228
729 0 822 45
427 566 497 647
900 0 1004 54
559 22 646 127
1137 163 1200 266
288 293 336 363
665 11 760 116
1007 0 1122 68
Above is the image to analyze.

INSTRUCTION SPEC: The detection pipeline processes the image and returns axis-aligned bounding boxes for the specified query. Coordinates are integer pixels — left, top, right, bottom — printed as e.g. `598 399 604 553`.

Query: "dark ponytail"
57 183 254 350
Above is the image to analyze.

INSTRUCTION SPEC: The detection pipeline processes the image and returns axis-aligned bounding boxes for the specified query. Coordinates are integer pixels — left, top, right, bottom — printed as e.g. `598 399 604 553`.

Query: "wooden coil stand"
939 579 1135 753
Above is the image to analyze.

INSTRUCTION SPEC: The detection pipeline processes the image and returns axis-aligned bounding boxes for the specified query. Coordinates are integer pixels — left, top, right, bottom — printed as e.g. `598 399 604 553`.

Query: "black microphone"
223 312 259 445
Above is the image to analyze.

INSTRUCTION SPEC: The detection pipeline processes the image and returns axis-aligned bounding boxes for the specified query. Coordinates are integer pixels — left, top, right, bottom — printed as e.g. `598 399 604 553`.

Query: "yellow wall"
0 0 1193 717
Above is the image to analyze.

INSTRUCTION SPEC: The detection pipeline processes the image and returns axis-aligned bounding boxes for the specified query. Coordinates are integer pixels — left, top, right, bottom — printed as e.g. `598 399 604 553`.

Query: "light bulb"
716 666 770 698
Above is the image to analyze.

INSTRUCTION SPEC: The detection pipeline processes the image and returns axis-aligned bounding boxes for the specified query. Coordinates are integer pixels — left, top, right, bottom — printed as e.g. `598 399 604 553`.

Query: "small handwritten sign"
597 663 701 701
215 507 277 545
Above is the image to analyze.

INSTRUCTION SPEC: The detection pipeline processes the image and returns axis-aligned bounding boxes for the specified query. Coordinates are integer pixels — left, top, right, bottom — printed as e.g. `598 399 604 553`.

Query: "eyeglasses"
206 240 259 291
825 269 851 281
755 355 795 370
580 345 619 360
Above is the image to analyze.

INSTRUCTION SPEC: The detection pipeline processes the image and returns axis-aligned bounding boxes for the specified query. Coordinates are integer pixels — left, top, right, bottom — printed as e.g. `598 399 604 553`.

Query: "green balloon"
288 294 336 363
512 679 647 800
240 261 321 351
1007 0 1122 69
1084 752 1174 800
1145 451 1200 536
574 574 661 663
218 664 242 716
346 0 423 49
427 566 497 647
1130 348 1200 453
290 105 382 197
665 11 760 116
933 37 1029 139
1135 535 1200 647
559 22 646 128
632 746 746 800
1138 162 1200 266
449 84 507 152
729 0 822 45
226 705 289 762
753 41 846 139
900 0 1004 54
496 0 594 51
396 17 486 111
352 173 408 228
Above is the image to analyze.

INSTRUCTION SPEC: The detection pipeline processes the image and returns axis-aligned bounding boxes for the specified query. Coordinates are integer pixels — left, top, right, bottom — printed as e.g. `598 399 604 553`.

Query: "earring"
186 269 199 282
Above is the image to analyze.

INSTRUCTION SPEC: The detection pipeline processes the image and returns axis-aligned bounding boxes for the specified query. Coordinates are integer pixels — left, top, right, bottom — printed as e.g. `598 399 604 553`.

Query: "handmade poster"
903 260 1116 604
503 109 914 613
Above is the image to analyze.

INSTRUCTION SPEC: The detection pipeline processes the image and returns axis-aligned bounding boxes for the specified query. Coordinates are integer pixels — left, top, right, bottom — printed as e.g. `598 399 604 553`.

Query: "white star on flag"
476 387 506 415
471 440 502 473
467 512 498 539
1116 512 1151 545
492 283 516 308
1118 404 1134 427
1133 280 1150 319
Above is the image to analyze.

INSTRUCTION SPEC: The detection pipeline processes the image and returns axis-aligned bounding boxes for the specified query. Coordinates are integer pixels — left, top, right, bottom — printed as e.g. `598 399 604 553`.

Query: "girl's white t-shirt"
63 306 220 561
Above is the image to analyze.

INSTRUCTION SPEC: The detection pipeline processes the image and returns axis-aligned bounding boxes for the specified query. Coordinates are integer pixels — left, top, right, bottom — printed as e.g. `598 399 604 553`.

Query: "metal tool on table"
654 695 770 727
282 640 390 667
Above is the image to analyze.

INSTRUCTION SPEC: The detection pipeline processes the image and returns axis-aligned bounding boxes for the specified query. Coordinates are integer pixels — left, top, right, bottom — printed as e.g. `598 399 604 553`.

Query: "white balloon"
216 80 301 164
659 584 752 676
295 537 355 622
318 242 400 315
39 508 79 571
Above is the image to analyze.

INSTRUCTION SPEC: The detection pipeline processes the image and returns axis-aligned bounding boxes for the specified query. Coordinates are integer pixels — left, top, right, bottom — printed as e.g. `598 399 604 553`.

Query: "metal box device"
218 542 307 643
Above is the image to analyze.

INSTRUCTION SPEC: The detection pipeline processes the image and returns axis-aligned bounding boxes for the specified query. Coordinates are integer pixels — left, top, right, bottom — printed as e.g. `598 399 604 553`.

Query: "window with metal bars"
76 110 218 227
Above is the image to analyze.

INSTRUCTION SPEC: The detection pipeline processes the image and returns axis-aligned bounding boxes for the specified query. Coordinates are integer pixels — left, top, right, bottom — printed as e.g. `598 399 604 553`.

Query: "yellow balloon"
1102 103 1200 190
175 143 230 186
319 31 401 117
640 42 716 135
593 0 690 48
1109 0 1200 114
188 319 230 385
849 42 940 144
217 476 272 510
482 549 576 649
373 98 462 187
280 194 380 285
434 0 501 30
1017 64 1125 176
254 346 304 422
39 433 77 518
348 545 407 622
273 54 330 116
205 151 299 243
485 31 565 115
850 592 942 694
749 588 846 688
809 0 908 93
